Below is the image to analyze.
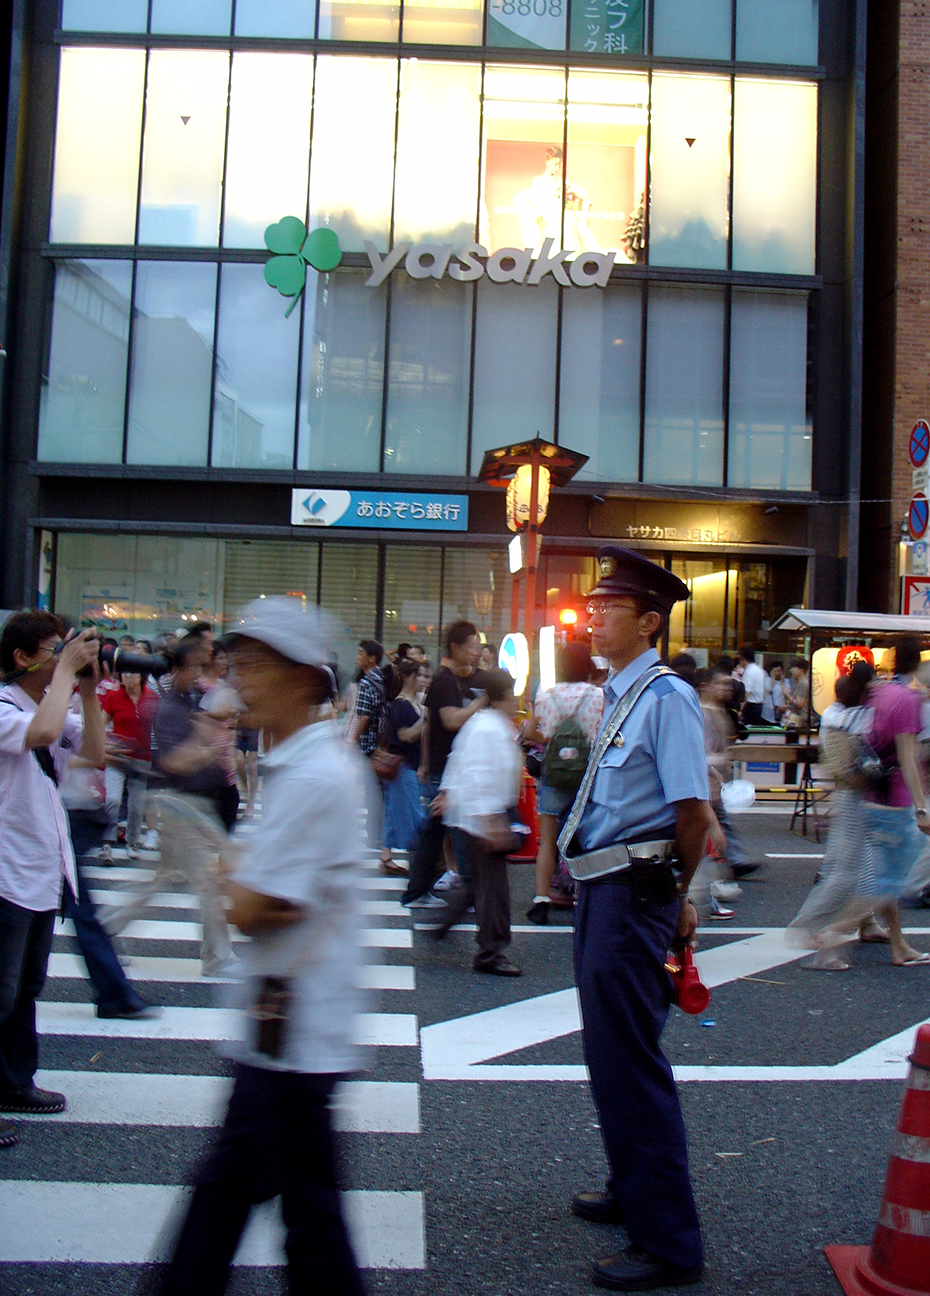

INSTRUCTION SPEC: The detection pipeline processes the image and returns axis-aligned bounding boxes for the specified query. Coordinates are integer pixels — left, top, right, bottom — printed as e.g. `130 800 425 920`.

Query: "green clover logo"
263 218 342 318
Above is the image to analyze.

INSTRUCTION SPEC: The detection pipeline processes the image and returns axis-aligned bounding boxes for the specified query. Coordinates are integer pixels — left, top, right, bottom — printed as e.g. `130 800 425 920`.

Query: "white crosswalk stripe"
0 838 425 1278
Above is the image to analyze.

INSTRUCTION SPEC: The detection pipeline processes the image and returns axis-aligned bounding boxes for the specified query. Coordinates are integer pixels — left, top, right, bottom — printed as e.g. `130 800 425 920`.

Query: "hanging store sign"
487 0 566 50
363 237 616 289
569 0 643 55
291 489 468 531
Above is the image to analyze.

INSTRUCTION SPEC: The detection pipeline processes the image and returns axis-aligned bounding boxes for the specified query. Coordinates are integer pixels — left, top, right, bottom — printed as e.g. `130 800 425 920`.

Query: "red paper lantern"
835 645 874 676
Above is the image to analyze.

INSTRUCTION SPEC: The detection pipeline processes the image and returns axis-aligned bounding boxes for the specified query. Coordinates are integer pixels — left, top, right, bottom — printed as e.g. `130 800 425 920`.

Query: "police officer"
558 546 712 1291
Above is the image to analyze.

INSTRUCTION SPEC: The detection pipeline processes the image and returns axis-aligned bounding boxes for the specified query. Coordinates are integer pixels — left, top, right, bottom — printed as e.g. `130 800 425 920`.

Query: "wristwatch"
916 807 929 820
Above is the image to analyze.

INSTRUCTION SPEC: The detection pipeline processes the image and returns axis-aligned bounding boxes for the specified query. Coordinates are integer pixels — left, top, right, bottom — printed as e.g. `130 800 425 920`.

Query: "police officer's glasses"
585 600 639 617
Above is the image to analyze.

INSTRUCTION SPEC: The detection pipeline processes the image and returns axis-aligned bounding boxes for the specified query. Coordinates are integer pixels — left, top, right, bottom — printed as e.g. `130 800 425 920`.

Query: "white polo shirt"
741 661 766 705
0 684 81 911
232 718 368 1075
440 708 524 838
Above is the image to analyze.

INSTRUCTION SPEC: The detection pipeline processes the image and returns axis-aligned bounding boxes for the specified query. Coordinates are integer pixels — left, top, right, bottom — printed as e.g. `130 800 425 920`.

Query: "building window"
567 70 647 263
470 279 559 473
648 73 730 271
307 57 399 252
38 260 132 464
383 544 442 658
652 0 731 60
61 0 147 31
735 0 819 66
211 263 301 470
728 290 811 490
559 281 641 483
393 60 482 245
125 261 217 466
319 542 380 677
222 53 314 250
298 270 387 473
480 65 567 254
643 284 725 487
233 0 317 37
138 51 229 247
319 0 400 42
150 1 232 35
50 48 145 245
402 0 484 45
732 78 817 275
384 275 473 475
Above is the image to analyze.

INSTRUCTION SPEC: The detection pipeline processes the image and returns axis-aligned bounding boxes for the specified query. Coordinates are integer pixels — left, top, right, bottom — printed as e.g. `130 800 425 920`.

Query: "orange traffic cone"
826 1023 930 1296
507 770 540 862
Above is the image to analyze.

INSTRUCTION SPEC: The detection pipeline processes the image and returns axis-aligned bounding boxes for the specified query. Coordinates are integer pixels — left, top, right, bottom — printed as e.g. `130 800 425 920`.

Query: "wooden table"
726 742 825 840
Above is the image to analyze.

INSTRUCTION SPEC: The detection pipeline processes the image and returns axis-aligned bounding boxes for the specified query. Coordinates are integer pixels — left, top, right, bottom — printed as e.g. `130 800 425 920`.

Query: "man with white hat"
155 597 367 1296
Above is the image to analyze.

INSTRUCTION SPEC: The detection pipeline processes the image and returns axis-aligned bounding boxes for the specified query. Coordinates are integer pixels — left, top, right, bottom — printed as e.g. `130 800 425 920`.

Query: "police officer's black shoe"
592 1246 703 1291
572 1191 624 1224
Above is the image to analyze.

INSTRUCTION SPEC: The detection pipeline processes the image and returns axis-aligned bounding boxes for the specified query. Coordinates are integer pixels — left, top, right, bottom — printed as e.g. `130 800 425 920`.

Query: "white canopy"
771 608 930 635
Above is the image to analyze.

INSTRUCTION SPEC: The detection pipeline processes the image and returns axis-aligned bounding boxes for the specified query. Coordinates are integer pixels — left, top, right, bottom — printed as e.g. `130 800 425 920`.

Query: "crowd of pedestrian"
4 545 930 1293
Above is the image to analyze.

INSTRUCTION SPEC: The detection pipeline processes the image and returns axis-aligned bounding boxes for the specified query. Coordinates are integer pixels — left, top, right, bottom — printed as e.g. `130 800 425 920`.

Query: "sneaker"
433 870 460 892
710 880 742 902
141 830 160 851
126 845 140 860
403 893 447 909
97 844 114 866
0 1118 17 1149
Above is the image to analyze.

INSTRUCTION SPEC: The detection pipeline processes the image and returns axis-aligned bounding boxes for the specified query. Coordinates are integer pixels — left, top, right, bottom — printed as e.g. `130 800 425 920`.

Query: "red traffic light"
558 608 578 626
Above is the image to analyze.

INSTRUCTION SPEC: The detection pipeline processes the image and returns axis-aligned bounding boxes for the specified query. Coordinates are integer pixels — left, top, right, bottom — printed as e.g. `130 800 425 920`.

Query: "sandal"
800 954 850 971
380 857 408 876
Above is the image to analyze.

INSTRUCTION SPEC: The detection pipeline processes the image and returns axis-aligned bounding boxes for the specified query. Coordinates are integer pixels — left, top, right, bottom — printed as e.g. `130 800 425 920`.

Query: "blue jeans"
65 809 145 1016
0 896 56 1094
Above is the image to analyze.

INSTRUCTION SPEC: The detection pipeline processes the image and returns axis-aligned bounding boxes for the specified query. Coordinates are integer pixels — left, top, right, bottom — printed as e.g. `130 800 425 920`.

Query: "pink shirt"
867 678 923 807
0 685 81 910
533 682 604 745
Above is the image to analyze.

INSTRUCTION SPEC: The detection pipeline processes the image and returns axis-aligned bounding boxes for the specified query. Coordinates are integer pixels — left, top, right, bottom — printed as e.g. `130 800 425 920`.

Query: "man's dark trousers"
574 877 703 1271
0 896 56 1095
153 1062 365 1296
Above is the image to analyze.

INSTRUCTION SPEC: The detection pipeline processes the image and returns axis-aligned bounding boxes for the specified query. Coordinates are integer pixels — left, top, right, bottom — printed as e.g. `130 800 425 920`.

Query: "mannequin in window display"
514 147 601 256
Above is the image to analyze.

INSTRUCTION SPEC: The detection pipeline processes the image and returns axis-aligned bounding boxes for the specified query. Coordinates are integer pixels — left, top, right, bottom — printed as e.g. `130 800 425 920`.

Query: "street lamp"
477 435 588 684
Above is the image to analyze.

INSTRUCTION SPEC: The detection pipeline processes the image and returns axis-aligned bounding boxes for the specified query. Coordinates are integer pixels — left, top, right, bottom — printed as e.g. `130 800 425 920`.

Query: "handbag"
371 746 403 780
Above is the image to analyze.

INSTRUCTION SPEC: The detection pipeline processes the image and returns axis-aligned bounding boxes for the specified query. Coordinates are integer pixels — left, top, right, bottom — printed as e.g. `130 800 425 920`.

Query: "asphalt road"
2 808 929 1296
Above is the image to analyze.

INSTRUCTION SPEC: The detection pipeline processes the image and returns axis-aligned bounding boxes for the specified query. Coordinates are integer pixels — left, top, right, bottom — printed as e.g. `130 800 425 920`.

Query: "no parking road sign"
910 420 930 468
909 493 929 540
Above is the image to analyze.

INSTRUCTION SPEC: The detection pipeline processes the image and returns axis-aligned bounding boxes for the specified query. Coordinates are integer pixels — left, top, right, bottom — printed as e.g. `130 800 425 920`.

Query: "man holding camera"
0 612 104 1150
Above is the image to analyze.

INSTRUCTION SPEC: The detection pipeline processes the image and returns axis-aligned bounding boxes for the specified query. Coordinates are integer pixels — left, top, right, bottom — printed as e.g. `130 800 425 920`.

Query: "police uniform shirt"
574 647 709 852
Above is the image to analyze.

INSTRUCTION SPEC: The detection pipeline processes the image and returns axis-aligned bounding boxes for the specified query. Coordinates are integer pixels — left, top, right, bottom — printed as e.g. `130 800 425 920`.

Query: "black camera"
60 638 172 679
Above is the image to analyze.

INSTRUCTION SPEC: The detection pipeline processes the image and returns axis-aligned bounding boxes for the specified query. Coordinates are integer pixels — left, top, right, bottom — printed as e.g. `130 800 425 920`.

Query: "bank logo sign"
291 489 469 532
263 218 342 316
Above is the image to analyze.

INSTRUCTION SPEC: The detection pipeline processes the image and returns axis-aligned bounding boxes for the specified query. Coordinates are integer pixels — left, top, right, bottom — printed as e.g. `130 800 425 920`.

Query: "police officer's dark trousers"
574 876 703 1271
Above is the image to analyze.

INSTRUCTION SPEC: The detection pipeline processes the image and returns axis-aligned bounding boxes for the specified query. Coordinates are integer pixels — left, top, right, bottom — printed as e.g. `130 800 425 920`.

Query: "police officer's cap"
587 546 689 616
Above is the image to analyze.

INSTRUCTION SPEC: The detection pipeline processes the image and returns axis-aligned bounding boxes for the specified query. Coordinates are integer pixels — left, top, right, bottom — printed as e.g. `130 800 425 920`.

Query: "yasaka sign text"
364 236 616 289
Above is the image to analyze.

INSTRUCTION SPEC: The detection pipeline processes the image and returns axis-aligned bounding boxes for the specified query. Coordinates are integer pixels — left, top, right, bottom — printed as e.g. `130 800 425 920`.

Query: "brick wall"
892 2 930 605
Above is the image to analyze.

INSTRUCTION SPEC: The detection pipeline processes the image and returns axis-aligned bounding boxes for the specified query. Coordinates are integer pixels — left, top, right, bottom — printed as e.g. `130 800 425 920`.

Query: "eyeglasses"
585 600 640 617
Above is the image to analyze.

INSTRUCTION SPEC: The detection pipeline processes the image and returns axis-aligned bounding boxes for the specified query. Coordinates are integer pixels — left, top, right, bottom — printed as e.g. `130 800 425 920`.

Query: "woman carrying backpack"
524 642 603 924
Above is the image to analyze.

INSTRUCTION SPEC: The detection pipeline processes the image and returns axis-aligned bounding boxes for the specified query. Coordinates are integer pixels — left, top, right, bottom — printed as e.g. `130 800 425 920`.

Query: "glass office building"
0 0 863 666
